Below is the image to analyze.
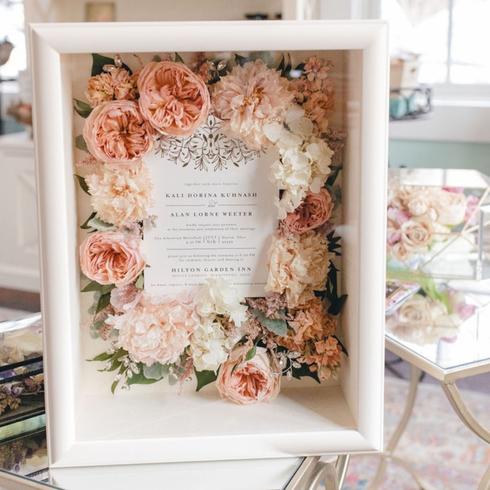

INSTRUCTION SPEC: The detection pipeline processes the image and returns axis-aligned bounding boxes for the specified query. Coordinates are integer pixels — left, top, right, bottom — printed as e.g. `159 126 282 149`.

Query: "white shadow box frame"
30 20 388 468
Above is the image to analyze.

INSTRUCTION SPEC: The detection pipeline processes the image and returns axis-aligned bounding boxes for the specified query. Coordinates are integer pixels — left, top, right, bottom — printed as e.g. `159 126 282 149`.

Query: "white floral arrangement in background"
73 51 347 404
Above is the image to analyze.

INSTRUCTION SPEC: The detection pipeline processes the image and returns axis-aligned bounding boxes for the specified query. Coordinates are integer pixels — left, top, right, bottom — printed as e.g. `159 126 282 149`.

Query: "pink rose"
83 100 153 163
216 346 280 405
108 292 198 366
282 189 334 234
79 231 145 286
137 61 210 136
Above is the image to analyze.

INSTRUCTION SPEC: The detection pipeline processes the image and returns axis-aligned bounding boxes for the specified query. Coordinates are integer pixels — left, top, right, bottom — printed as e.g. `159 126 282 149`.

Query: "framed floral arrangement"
31 21 388 467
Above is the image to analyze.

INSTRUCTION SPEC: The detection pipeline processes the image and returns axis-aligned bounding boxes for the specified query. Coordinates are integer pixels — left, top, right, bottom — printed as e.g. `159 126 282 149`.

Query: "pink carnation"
83 100 153 163
108 292 198 366
79 231 145 286
212 60 293 149
138 61 210 136
86 67 138 108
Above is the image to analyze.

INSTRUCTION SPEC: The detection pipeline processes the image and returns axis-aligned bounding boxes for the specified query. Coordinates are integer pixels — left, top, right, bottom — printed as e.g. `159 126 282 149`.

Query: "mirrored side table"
373 279 490 490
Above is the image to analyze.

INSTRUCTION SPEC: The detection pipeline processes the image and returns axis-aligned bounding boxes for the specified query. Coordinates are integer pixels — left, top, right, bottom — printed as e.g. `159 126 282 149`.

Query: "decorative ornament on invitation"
156 114 261 172
74 52 348 404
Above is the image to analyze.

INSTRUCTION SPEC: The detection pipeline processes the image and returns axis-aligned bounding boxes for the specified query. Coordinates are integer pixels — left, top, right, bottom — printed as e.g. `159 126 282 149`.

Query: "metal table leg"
442 381 490 489
369 365 422 489
442 381 490 444
284 454 350 490
478 465 490 490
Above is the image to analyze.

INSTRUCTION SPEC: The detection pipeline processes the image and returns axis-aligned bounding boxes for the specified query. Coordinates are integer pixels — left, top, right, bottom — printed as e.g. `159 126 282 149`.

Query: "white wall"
25 0 282 23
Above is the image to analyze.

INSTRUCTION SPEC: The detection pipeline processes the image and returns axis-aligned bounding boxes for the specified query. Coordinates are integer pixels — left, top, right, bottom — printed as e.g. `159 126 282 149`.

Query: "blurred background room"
0 1 489 489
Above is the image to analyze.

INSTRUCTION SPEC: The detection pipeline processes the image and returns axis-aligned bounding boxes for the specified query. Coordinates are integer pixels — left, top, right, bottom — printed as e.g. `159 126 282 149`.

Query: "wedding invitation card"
144 115 277 297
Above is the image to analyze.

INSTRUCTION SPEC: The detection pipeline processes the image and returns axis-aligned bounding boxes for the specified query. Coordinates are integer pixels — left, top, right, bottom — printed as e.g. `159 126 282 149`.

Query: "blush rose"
137 61 210 136
79 231 145 286
282 188 334 234
83 100 153 163
216 346 280 405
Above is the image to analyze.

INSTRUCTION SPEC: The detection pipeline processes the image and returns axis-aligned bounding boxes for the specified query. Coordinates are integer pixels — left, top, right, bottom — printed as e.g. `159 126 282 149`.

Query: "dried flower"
266 231 329 308
83 100 153 163
86 67 138 108
216 345 280 404
85 161 152 227
212 60 293 149
138 61 210 136
107 292 198 366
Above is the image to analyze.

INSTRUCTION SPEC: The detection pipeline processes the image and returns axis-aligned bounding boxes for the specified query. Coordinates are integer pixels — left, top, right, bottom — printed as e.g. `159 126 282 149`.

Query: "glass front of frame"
63 42 373 457
73 49 347 393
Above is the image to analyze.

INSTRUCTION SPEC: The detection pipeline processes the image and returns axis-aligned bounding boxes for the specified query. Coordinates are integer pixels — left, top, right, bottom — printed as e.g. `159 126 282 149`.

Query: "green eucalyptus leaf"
250 309 287 336
87 216 114 231
96 292 111 313
174 52 184 63
111 379 119 394
245 346 256 361
143 363 169 380
195 369 217 392
90 351 112 362
75 135 88 152
135 273 144 290
80 212 97 230
127 372 160 385
82 281 114 294
81 280 102 293
74 174 90 195
73 98 92 118
152 54 162 62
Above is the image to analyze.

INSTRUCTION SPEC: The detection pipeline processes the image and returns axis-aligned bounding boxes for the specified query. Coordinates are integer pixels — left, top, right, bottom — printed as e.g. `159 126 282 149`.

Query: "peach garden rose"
137 61 210 137
83 100 153 163
79 231 145 286
282 188 334 234
216 345 280 405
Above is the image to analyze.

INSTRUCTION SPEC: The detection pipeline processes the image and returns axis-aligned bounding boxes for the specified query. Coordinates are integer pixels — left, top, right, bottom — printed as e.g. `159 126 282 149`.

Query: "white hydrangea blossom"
191 278 248 372
195 278 248 327
190 320 235 372
264 106 333 219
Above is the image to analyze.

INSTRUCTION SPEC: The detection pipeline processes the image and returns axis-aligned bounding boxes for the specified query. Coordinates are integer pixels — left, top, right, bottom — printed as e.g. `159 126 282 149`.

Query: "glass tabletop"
386 278 490 372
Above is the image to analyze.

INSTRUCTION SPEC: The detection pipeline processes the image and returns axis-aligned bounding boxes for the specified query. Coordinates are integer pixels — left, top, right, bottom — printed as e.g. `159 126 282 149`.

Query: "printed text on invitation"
144 116 277 297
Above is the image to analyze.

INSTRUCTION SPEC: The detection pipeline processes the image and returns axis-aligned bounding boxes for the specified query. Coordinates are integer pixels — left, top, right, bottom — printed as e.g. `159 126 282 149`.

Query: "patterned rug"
344 376 490 490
